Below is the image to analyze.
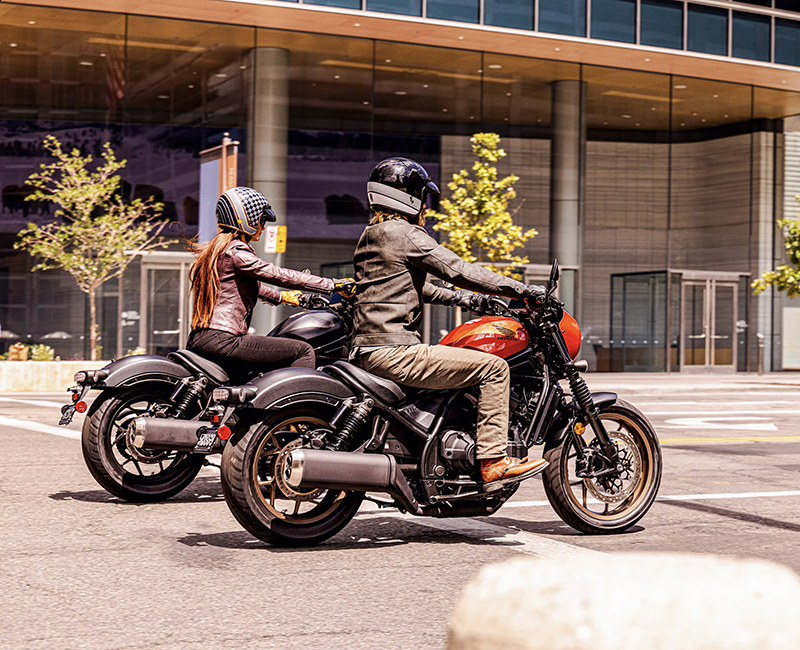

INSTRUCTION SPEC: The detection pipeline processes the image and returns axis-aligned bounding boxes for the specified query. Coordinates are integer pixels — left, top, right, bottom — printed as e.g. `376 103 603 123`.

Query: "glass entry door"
681 280 737 371
139 253 192 356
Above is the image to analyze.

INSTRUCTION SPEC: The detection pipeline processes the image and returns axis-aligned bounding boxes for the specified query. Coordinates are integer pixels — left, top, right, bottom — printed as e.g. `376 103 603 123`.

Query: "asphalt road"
3 375 800 649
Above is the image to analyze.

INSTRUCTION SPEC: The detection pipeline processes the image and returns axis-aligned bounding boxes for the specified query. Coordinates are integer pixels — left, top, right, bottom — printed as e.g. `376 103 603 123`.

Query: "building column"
549 80 586 318
248 47 289 335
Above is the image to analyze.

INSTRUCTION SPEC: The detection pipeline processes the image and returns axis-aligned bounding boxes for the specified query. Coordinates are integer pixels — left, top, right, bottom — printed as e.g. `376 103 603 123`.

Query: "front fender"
543 391 618 450
246 367 354 411
93 355 192 389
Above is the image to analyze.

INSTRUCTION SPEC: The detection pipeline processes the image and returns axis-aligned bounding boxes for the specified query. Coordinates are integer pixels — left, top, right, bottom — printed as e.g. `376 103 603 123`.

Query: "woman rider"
186 186 352 376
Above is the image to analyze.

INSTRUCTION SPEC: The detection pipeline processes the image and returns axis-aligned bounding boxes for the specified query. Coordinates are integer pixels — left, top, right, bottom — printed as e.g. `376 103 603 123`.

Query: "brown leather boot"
480 456 548 492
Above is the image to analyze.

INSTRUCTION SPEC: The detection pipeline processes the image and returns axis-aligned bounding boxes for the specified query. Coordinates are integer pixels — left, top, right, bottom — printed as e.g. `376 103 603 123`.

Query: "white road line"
0 397 66 408
357 509 601 557
0 415 80 439
644 409 800 416
501 490 800 509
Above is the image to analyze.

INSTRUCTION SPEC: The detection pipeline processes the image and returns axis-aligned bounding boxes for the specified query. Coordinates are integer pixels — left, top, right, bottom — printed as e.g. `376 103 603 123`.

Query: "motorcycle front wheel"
542 398 662 534
81 384 204 502
220 402 363 547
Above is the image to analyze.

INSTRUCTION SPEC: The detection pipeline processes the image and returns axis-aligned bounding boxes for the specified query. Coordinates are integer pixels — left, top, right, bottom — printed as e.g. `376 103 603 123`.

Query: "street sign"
264 225 287 254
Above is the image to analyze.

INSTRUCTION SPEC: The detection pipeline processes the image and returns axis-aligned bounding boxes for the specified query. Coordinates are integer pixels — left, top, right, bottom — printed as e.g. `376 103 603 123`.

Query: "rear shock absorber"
170 377 207 417
327 398 374 451
564 365 618 463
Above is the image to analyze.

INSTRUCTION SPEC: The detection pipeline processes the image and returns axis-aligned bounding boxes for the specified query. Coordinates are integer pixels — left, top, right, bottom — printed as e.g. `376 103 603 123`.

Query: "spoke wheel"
542 398 662 534
81 384 204 502
221 403 363 547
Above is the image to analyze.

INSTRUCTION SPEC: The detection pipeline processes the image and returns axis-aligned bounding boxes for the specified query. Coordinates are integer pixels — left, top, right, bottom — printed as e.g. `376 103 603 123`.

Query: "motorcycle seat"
324 360 406 407
168 349 230 385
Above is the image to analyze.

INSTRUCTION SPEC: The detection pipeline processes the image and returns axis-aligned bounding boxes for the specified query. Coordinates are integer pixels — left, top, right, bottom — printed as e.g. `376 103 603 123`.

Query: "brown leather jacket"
204 240 334 336
352 219 526 348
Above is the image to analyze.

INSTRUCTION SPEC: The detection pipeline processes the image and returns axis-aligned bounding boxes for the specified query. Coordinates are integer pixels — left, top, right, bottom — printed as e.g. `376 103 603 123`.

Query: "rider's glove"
451 290 474 310
522 284 546 299
280 290 303 307
333 278 356 298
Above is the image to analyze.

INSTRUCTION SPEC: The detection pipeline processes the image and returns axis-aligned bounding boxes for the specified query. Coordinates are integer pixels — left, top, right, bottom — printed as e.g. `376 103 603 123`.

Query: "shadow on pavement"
49 476 224 504
662 499 800 533
479 515 644 537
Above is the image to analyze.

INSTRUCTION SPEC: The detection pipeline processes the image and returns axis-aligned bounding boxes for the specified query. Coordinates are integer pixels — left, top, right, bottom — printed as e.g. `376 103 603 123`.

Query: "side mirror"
549 259 560 286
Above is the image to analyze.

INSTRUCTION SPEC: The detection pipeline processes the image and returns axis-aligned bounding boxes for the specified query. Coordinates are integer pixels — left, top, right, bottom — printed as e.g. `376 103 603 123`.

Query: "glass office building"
2 0 800 371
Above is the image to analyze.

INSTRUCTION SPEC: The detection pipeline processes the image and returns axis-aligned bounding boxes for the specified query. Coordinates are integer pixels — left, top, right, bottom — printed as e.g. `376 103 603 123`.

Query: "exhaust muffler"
285 449 422 514
131 417 209 452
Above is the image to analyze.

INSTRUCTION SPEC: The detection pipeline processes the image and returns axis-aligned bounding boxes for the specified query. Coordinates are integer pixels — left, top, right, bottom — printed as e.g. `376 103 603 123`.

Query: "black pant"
187 328 315 378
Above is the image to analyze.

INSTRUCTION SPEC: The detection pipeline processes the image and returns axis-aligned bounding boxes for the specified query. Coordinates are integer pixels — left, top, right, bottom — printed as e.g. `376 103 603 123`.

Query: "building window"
687 5 728 56
304 0 360 7
427 0 480 23
732 11 771 61
776 0 800 11
366 0 422 16
484 0 534 30
776 18 800 65
736 0 772 6
539 0 586 36
591 0 635 43
640 0 683 50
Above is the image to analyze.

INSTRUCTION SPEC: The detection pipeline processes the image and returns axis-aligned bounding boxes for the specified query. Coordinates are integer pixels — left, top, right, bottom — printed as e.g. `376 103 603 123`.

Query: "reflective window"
305 0 360 7
539 0 586 36
590 0 635 43
484 0 534 30
640 0 683 50
366 0 421 16
776 18 800 66
687 5 728 56
737 0 771 5
732 11 771 62
776 0 800 11
427 0 479 23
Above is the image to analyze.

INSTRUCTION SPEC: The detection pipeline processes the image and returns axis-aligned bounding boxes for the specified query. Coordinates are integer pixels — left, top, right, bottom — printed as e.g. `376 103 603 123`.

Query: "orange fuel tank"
439 317 529 359
560 310 581 360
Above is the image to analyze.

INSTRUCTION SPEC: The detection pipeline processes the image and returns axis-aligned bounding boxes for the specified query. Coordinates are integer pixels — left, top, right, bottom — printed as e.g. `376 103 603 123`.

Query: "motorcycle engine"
440 429 476 475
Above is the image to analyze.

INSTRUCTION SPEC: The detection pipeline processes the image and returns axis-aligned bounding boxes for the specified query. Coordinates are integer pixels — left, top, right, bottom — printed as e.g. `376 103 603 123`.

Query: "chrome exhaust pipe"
285 449 422 515
131 417 205 451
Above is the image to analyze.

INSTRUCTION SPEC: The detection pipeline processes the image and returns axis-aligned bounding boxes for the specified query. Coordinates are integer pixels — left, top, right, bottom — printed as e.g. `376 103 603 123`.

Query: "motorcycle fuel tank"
439 316 529 359
268 310 346 348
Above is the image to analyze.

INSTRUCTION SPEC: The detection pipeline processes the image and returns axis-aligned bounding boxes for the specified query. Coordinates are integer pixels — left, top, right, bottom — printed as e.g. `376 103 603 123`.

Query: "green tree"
427 132 537 278
15 136 167 360
752 211 800 298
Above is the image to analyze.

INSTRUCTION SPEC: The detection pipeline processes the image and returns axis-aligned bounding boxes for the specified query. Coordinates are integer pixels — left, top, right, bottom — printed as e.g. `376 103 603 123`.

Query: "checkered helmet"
215 187 276 236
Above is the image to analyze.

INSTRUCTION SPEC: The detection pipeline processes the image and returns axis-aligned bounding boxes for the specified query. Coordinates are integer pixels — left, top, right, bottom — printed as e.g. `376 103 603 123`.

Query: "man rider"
351 157 548 490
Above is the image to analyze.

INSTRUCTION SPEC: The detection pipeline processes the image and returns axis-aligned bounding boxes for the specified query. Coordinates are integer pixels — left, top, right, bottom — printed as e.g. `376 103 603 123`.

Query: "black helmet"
367 158 439 218
215 186 276 236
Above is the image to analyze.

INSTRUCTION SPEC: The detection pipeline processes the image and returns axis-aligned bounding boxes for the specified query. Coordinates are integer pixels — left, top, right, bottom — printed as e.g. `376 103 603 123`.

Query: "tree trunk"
89 286 97 361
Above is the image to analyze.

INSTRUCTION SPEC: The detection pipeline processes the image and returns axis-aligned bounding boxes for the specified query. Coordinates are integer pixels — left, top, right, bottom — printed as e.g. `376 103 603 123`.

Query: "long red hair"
187 229 243 329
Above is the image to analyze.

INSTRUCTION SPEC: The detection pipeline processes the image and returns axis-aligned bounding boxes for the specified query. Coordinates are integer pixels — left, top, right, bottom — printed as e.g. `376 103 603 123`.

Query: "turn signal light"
75 401 88 413
73 371 87 384
211 388 230 403
217 425 232 440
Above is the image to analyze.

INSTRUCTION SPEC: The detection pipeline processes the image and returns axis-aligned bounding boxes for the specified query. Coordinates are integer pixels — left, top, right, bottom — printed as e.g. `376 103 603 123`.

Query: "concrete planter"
0 360 109 392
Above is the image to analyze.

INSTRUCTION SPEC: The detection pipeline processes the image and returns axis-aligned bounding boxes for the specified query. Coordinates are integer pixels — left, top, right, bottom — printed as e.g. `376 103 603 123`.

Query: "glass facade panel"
776 18 800 66
484 0 534 30
732 11 771 62
427 0 479 23
687 5 728 56
366 0 421 16
305 0 360 7
539 0 586 36
640 0 683 50
590 0 635 43
776 0 800 11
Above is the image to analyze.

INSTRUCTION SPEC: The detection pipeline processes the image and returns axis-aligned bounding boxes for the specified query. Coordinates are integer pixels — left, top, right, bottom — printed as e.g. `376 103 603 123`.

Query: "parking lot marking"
0 415 80 439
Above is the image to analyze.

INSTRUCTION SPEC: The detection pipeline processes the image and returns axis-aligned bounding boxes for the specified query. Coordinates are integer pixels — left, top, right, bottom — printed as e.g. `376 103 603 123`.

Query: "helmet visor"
260 205 277 227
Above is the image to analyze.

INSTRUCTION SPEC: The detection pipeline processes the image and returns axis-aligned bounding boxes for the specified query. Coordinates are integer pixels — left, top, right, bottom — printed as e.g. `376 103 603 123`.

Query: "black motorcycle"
59 293 352 503
203 261 662 546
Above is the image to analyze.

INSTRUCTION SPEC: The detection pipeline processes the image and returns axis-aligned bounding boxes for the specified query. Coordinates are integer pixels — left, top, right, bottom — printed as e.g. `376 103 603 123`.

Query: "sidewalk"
584 371 800 394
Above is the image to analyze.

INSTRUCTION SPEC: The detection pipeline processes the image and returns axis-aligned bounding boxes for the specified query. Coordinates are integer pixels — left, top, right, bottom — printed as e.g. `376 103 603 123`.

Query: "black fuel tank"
269 310 347 349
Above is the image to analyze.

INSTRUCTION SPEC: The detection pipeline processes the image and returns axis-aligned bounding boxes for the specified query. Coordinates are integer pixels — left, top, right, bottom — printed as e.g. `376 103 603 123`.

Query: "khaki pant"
355 344 509 459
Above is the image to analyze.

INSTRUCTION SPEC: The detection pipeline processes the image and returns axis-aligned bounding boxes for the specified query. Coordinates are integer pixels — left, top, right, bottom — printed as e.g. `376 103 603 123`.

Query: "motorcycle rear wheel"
221 403 363 547
81 384 204 502
542 398 662 534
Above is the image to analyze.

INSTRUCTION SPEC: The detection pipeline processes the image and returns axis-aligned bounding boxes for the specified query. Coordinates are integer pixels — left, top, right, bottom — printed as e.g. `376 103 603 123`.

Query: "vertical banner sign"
264 226 287 254
198 133 239 243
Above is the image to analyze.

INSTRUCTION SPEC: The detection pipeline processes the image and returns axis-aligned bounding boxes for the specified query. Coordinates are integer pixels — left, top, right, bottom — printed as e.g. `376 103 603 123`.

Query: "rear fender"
92 355 192 389
543 391 618 450
246 367 354 411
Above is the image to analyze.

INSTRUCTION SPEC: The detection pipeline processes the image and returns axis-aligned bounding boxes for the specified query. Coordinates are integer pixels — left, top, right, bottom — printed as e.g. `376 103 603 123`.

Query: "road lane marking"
645 409 800 415
502 490 800 509
662 417 777 431
356 509 602 557
0 397 66 408
659 435 800 443
0 415 80 439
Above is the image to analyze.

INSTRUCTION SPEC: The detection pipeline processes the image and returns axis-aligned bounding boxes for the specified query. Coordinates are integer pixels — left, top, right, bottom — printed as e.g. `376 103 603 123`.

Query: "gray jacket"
352 219 527 348
205 240 334 336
